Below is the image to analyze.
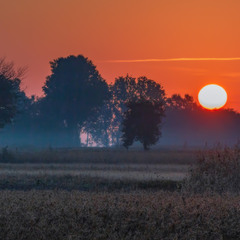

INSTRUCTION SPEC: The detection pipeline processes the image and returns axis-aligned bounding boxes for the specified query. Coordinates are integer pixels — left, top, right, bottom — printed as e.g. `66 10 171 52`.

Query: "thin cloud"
106 57 240 63
221 72 240 78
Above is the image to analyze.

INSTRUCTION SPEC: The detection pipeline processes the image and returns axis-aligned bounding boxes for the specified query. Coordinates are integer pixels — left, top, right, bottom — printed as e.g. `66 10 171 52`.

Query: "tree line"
0 55 239 149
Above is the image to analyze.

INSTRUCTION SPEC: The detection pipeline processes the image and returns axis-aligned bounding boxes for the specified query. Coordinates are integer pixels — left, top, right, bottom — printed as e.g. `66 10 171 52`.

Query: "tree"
0 75 22 128
107 75 166 145
82 102 113 147
41 55 110 146
166 94 197 110
0 58 24 130
122 99 165 150
162 93 240 146
0 57 26 80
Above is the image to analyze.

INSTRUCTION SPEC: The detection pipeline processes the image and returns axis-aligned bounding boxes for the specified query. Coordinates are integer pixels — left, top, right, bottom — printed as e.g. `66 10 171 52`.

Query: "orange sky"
0 0 240 111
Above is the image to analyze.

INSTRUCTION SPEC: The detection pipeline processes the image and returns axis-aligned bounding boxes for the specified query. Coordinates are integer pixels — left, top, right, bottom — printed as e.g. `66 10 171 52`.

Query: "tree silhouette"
108 75 165 145
0 57 27 80
82 101 113 147
42 55 110 146
162 94 240 146
122 99 165 150
0 58 23 130
0 75 21 128
166 94 197 110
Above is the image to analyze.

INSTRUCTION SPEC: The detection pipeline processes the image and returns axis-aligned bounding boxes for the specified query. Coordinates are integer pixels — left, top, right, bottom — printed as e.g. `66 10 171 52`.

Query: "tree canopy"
0 58 24 129
1 55 239 148
122 99 165 150
41 55 110 146
108 75 166 145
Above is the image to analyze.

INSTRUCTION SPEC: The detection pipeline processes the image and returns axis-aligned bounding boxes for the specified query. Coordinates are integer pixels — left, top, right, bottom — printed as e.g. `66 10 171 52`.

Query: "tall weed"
183 145 240 194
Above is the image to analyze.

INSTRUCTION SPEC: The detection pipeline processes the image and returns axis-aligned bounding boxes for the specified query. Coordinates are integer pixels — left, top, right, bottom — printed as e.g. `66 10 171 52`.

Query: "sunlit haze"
0 0 240 111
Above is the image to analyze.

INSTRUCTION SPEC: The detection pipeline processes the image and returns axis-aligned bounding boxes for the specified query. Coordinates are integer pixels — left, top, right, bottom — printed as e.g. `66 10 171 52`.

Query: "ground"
0 147 239 240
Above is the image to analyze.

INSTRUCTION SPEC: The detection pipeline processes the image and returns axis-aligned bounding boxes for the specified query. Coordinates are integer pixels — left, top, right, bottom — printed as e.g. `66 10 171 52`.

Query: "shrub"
0 146 14 162
182 144 240 194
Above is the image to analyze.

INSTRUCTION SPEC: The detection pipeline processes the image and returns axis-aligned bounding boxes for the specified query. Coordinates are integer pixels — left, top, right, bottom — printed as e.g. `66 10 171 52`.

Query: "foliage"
0 76 20 128
0 57 26 80
41 55 110 146
105 75 166 145
166 93 197 110
78 75 166 147
82 100 113 147
1 54 240 148
0 146 14 162
0 58 24 129
163 94 240 146
122 99 165 150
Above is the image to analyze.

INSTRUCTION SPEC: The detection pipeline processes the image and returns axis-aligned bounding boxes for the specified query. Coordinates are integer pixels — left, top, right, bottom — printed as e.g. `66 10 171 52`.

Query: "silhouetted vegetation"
0 58 25 129
40 55 110 146
182 144 240 194
0 55 239 148
164 94 240 146
122 100 165 150
82 75 166 147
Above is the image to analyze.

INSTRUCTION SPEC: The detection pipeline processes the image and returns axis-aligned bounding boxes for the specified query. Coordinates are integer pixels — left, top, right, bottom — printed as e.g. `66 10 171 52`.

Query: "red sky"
0 0 240 111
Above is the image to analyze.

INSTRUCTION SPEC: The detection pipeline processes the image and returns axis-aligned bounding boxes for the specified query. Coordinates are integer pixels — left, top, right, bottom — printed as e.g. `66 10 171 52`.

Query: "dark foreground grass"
1 146 239 240
1 190 240 240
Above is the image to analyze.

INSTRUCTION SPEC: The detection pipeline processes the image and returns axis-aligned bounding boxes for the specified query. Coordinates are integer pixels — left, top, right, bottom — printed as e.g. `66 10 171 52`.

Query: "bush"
0 146 14 162
182 145 240 194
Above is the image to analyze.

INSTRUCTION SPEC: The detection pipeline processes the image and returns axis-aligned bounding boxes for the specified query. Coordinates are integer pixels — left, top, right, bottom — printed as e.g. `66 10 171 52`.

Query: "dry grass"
0 148 191 191
1 190 240 240
0 164 182 192
0 147 196 164
0 163 188 181
1 146 240 239
182 145 240 194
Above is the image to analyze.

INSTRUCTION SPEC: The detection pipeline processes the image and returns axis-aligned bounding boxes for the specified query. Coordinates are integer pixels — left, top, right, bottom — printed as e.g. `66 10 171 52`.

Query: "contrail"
106 57 240 63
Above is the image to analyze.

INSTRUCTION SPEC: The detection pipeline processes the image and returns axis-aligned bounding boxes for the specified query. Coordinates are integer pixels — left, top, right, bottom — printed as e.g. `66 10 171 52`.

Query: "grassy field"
0 148 193 191
0 147 196 164
0 147 239 239
1 190 240 240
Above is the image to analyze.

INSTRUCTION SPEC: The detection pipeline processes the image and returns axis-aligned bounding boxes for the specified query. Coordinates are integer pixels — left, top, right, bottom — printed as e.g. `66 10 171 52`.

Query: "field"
0 147 239 239
0 148 194 191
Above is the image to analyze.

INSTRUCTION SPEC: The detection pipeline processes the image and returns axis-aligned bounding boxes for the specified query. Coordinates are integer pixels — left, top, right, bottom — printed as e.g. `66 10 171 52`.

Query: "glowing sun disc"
198 84 227 110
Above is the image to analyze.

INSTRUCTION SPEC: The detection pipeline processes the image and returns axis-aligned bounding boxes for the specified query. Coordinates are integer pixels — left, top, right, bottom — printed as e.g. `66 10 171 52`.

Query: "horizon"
1 2 240 238
1 0 240 111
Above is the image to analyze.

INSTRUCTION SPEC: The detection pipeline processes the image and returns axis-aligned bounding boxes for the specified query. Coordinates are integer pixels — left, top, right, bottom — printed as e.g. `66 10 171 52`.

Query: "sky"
0 0 240 111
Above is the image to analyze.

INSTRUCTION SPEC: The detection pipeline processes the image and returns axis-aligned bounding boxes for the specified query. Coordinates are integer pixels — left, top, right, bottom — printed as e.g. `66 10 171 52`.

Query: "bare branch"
0 57 28 80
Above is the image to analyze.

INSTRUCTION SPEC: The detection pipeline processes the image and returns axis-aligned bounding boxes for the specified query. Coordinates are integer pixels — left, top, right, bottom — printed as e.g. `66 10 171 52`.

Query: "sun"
198 84 227 110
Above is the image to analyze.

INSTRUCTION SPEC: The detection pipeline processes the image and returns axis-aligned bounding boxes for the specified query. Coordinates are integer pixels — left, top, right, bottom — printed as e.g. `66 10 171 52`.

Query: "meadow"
0 146 239 240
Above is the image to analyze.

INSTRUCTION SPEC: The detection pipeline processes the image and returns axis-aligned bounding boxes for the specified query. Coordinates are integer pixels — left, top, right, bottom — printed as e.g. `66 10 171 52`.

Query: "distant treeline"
0 55 239 148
